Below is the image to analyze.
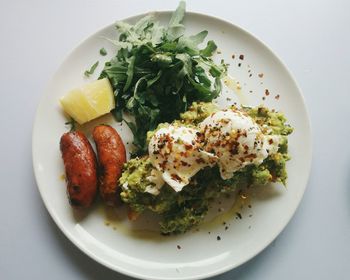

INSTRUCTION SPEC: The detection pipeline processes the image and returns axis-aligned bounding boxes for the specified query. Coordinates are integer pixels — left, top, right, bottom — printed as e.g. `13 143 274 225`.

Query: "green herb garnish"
84 61 99 77
99 48 107 56
65 118 76 132
99 1 226 154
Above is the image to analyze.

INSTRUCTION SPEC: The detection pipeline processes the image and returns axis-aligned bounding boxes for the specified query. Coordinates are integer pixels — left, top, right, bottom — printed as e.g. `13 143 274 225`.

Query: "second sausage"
93 125 126 206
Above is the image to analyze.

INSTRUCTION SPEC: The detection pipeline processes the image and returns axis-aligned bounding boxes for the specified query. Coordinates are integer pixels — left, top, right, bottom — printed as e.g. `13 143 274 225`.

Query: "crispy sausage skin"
93 125 126 206
60 131 98 208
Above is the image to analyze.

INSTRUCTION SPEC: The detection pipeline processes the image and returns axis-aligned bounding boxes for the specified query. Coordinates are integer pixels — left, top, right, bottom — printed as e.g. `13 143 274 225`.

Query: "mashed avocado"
180 101 220 124
120 102 293 234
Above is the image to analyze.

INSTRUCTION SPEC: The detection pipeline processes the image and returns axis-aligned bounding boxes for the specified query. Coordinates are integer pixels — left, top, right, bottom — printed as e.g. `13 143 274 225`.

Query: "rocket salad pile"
99 1 227 154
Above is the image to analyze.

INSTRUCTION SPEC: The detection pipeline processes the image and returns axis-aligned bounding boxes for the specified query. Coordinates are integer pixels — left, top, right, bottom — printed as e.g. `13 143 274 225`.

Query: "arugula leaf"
151 54 172 67
200 40 217 57
133 15 154 35
147 70 162 88
112 105 123 122
176 53 192 77
187 30 208 45
123 56 135 92
167 0 186 40
84 61 99 77
99 1 226 155
195 66 211 87
168 1 185 27
177 30 208 55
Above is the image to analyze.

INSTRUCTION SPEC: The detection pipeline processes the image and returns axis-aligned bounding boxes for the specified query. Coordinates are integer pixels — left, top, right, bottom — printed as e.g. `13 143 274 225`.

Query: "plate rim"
32 10 313 280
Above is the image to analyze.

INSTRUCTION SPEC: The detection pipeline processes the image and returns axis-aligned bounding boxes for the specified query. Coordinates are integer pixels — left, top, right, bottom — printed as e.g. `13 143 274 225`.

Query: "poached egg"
200 109 280 180
148 125 217 192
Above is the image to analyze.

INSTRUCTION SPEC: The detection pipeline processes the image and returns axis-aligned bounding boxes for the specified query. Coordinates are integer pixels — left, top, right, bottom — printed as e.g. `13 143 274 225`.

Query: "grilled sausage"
93 125 126 206
60 131 98 208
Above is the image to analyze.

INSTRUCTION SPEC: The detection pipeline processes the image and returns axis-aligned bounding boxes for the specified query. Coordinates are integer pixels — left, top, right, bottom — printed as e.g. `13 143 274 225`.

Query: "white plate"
32 11 312 280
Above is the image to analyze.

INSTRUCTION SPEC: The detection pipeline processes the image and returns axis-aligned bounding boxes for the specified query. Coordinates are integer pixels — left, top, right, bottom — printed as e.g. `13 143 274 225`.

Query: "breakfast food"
93 125 126 206
60 78 115 124
199 108 281 180
60 131 98 208
148 125 217 192
120 102 292 234
57 1 293 235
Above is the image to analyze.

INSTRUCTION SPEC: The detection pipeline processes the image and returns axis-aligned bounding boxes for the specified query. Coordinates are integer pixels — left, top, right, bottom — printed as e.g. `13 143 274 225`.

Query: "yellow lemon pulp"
60 78 115 124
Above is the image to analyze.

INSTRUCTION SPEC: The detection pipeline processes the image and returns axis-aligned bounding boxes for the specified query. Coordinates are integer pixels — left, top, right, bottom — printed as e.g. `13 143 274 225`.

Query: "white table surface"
1 0 349 279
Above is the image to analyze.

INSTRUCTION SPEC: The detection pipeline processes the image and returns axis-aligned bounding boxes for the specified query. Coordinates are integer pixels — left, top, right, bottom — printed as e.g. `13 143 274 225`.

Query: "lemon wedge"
60 78 115 124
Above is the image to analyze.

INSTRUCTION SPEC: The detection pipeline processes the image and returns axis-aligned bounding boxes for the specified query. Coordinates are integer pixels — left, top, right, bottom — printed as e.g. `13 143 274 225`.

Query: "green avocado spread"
119 102 293 234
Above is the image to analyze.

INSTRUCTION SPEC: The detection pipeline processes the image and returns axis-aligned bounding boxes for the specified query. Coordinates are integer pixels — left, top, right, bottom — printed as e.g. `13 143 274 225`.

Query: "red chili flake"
177 245 181 249
195 158 205 164
258 73 264 78
268 139 273 145
217 236 221 241
275 94 280 100
171 173 182 182
239 54 244 60
246 154 257 159
231 54 235 59
184 144 192 150
231 144 239 155
265 89 270 96
160 161 167 170
157 142 166 149
180 160 189 167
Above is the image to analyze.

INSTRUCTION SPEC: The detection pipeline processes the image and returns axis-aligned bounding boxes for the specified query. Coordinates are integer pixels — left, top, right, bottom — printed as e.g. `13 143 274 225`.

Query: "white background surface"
1 0 349 279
